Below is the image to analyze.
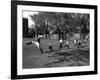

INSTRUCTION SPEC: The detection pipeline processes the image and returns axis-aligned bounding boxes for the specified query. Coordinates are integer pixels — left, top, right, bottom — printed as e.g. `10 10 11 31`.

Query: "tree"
30 12 89 40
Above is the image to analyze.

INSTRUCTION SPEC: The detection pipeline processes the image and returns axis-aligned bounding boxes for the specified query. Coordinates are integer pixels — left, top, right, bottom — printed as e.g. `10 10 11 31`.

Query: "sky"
23 11 38 28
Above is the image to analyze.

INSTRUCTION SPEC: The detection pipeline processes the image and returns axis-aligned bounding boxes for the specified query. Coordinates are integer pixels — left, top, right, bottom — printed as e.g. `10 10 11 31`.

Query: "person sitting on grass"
77 39 82 47
49 41 53 51
59 38 63 50
26 38 43 53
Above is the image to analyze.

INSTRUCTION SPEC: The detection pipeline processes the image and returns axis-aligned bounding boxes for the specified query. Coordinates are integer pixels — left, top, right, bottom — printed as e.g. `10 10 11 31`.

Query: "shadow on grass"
43 49 89 67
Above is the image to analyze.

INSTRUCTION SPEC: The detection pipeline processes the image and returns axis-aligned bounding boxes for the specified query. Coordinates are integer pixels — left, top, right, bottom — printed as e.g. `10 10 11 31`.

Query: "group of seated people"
26 37 86 53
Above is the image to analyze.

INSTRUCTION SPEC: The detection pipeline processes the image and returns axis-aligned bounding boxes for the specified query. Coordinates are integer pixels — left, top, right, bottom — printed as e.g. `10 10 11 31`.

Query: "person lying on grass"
26 38 43 53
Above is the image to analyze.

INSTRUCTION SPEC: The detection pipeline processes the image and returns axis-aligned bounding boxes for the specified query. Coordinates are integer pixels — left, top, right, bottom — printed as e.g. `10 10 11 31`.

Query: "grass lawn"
23 38 89 69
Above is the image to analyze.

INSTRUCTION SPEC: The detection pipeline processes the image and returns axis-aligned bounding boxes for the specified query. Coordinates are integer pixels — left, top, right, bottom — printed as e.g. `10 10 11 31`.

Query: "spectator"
59 38 63 50
37 38 43 53
73 39 77 47
77 39 82 47
49 41 53 51
64 40 69 49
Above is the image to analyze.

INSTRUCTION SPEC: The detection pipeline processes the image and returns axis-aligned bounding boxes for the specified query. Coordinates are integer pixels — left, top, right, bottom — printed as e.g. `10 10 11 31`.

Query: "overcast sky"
23 11 38 28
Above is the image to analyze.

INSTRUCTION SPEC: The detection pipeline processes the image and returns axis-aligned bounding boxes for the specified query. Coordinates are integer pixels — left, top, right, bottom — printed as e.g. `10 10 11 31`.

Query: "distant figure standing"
26 41 33 45
64 40 69 49
77 39 82 47
49 41 53 51
37 38 43 53
59 38 63 50
73 39 77 47
37 37 40 44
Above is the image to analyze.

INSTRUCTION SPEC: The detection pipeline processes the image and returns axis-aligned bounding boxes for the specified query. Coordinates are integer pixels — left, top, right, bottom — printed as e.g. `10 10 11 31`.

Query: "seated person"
49 41 53 51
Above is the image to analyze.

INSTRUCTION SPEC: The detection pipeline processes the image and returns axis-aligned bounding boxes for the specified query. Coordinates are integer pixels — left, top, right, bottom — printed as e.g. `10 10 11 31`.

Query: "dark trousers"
59 43 63 50
64 44 69 48
49 46 53 51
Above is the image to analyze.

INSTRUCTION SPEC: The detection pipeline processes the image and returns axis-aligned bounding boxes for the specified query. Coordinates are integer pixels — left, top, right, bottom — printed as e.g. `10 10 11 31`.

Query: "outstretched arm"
26 41 33 45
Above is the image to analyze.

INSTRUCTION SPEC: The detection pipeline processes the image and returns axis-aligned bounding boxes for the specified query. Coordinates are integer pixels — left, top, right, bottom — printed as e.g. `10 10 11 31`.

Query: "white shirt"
66 41 68 44
32 41 40 48
74 40 76 44
60 39 63 43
